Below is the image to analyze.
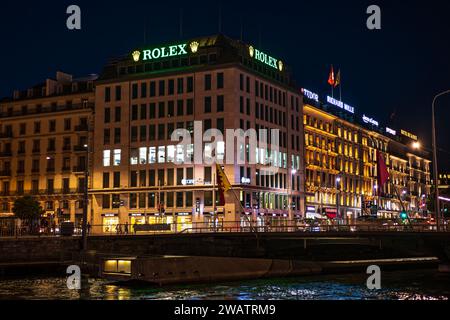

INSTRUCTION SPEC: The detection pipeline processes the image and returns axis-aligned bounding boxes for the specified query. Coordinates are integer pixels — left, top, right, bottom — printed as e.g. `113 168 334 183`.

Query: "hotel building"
302 90 431 220
0 72 96 224
90 35 305 232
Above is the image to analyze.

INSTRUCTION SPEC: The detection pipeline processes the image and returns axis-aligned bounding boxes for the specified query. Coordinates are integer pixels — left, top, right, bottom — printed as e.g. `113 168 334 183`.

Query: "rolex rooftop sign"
249 46 283 71
132 41 200 62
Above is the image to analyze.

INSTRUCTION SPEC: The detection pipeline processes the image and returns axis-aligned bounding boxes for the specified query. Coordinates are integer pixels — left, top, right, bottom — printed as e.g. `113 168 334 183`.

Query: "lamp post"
432 90 450 231
336 175 341 222
81 142 90 253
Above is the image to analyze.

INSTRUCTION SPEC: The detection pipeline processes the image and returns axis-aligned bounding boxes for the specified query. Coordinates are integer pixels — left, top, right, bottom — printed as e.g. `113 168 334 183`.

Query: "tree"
12 196 44 221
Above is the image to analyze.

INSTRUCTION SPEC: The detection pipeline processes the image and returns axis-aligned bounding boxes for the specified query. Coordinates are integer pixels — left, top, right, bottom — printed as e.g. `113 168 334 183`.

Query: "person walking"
124 222 129 235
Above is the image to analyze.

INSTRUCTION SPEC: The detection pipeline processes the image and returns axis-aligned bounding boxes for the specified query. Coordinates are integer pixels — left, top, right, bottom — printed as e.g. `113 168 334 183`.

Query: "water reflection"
0 269 449 300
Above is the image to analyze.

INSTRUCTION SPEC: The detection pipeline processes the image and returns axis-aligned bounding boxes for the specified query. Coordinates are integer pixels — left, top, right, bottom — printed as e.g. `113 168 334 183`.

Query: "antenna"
144 20 147 44
218 4 222 33
179 8 183 38
240 15 243 41
258 24 262 47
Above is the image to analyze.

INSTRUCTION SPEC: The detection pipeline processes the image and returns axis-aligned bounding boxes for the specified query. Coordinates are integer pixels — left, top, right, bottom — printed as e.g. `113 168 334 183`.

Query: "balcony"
73 166 87 173
0 151 12 158
0 102 94 119
46 167 55 173
62 145 72 152
0 170 11 177
73 145 87 152
62 166 71 173
32 149 40 154
0 132 13 140
31 168 40 174
75 124 89 132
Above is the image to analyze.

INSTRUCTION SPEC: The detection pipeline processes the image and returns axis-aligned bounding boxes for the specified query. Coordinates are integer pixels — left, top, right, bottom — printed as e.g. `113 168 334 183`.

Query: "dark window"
217 118 224 134
149 103 156 119
204 74 212 91
168 79 175 95
158 124 165 140
140 104 147 120
115 107 121 122
168 101 174 117
115 86 121 101
217 72 224 89
177 78 184 94
217 95 224 112
114 128 121 144
105 87 111 102
102 195 110 209
159 80 165 96
132 83 138 99
49 120 56 132
104 129 110 144
158 102 165 118
141 82 147 98
113 172 120 188
187 99 194 115
103 172 110 188
131 105 138 121
150 81 156 97
187 77 194 92
104 108 111 123
239 74 244 91
177 100 184 116
204 97 212 113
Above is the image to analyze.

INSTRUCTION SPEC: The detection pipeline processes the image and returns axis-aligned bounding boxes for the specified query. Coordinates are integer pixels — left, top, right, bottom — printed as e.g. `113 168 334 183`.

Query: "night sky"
1 0 449 171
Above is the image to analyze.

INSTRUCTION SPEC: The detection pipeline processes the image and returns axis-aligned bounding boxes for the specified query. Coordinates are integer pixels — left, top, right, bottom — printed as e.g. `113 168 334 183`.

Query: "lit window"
167 145 175 163
158 146 165 163
139 147 147 164
103 150 111 167
130 148 138 165
113 149 121 166
148 147 156 164
217 141 225 160
186 144 194 162
176 145 184 163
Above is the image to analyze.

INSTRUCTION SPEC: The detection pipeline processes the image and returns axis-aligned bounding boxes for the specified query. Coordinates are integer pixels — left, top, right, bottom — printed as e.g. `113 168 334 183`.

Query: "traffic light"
400 211 408 220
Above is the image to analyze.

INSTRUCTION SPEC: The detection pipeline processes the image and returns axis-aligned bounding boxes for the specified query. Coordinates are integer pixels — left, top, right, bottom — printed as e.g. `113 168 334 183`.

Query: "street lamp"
336 175 341 221
432 89 450 231
412 141 421 150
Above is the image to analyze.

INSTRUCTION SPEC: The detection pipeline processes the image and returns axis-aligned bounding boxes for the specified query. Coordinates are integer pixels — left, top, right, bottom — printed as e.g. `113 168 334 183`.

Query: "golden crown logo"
190 41 199 53
249 45 255 58
278 60 284 72
132 50 141 62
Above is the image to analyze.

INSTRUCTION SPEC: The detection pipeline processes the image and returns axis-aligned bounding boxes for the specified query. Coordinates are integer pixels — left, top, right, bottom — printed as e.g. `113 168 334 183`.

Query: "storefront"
129 213 146 233
102 213 119 233
175 213 192 232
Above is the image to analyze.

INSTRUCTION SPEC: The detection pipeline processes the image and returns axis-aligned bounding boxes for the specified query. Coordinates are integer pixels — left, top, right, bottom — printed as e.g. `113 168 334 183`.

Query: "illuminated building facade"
303 91 431 220
90 35 305 232
0 72 96 224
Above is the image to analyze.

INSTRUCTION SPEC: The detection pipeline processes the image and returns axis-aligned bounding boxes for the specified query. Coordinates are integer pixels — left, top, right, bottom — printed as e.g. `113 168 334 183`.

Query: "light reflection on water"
0 269 449 300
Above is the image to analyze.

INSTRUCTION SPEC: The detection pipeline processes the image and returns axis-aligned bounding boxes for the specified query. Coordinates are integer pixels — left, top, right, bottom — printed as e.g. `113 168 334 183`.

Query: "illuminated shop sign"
326 96 355 114
131 41 200 62
248 46 283 71
241 177 251 184
301 88 319 102
400 129 418 141
362 114 379 127
386 127 396 135
181 179 195 186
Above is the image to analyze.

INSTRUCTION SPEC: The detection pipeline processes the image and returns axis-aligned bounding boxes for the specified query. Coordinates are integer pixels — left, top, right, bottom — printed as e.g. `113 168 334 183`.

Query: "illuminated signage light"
241 177 251 184
386 127 396 135
400 129 418 141
132 42 197 62
362 114 379 127
249 45 283 71
326 96 355 114
302 88 319 102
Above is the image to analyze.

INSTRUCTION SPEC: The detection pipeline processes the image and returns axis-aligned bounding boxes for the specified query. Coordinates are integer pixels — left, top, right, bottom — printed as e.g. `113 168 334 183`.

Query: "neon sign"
301 88 319 102
249 46 283 71
132 43 191 62
326 96 355 114
400 129 418 141
386 127 396 135
362 114 379 127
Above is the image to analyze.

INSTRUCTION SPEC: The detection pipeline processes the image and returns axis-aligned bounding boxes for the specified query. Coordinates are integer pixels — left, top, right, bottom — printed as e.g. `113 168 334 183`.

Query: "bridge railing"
1 221 449 237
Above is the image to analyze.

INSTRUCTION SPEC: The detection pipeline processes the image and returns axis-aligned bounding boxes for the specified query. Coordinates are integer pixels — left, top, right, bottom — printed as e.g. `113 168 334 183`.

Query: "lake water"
0 269 449 300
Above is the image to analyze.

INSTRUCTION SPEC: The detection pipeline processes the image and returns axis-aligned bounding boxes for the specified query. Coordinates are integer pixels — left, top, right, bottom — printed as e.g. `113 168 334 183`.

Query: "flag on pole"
376 150 390 196
334 69 341 88
328 65 335 86
216 163 231 206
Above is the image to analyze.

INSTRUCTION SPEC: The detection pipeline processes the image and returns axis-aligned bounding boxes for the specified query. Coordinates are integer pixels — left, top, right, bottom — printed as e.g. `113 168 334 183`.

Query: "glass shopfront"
102 215 119 233
129 214 146 233
176 214 192 232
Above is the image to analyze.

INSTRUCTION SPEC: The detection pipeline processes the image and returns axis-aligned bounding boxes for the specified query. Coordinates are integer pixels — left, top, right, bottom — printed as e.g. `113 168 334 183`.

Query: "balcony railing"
73 166 86 173
0 103 94 119
75 124 89 132
0 151 12 157
73 145 87 152
0 170 11 177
